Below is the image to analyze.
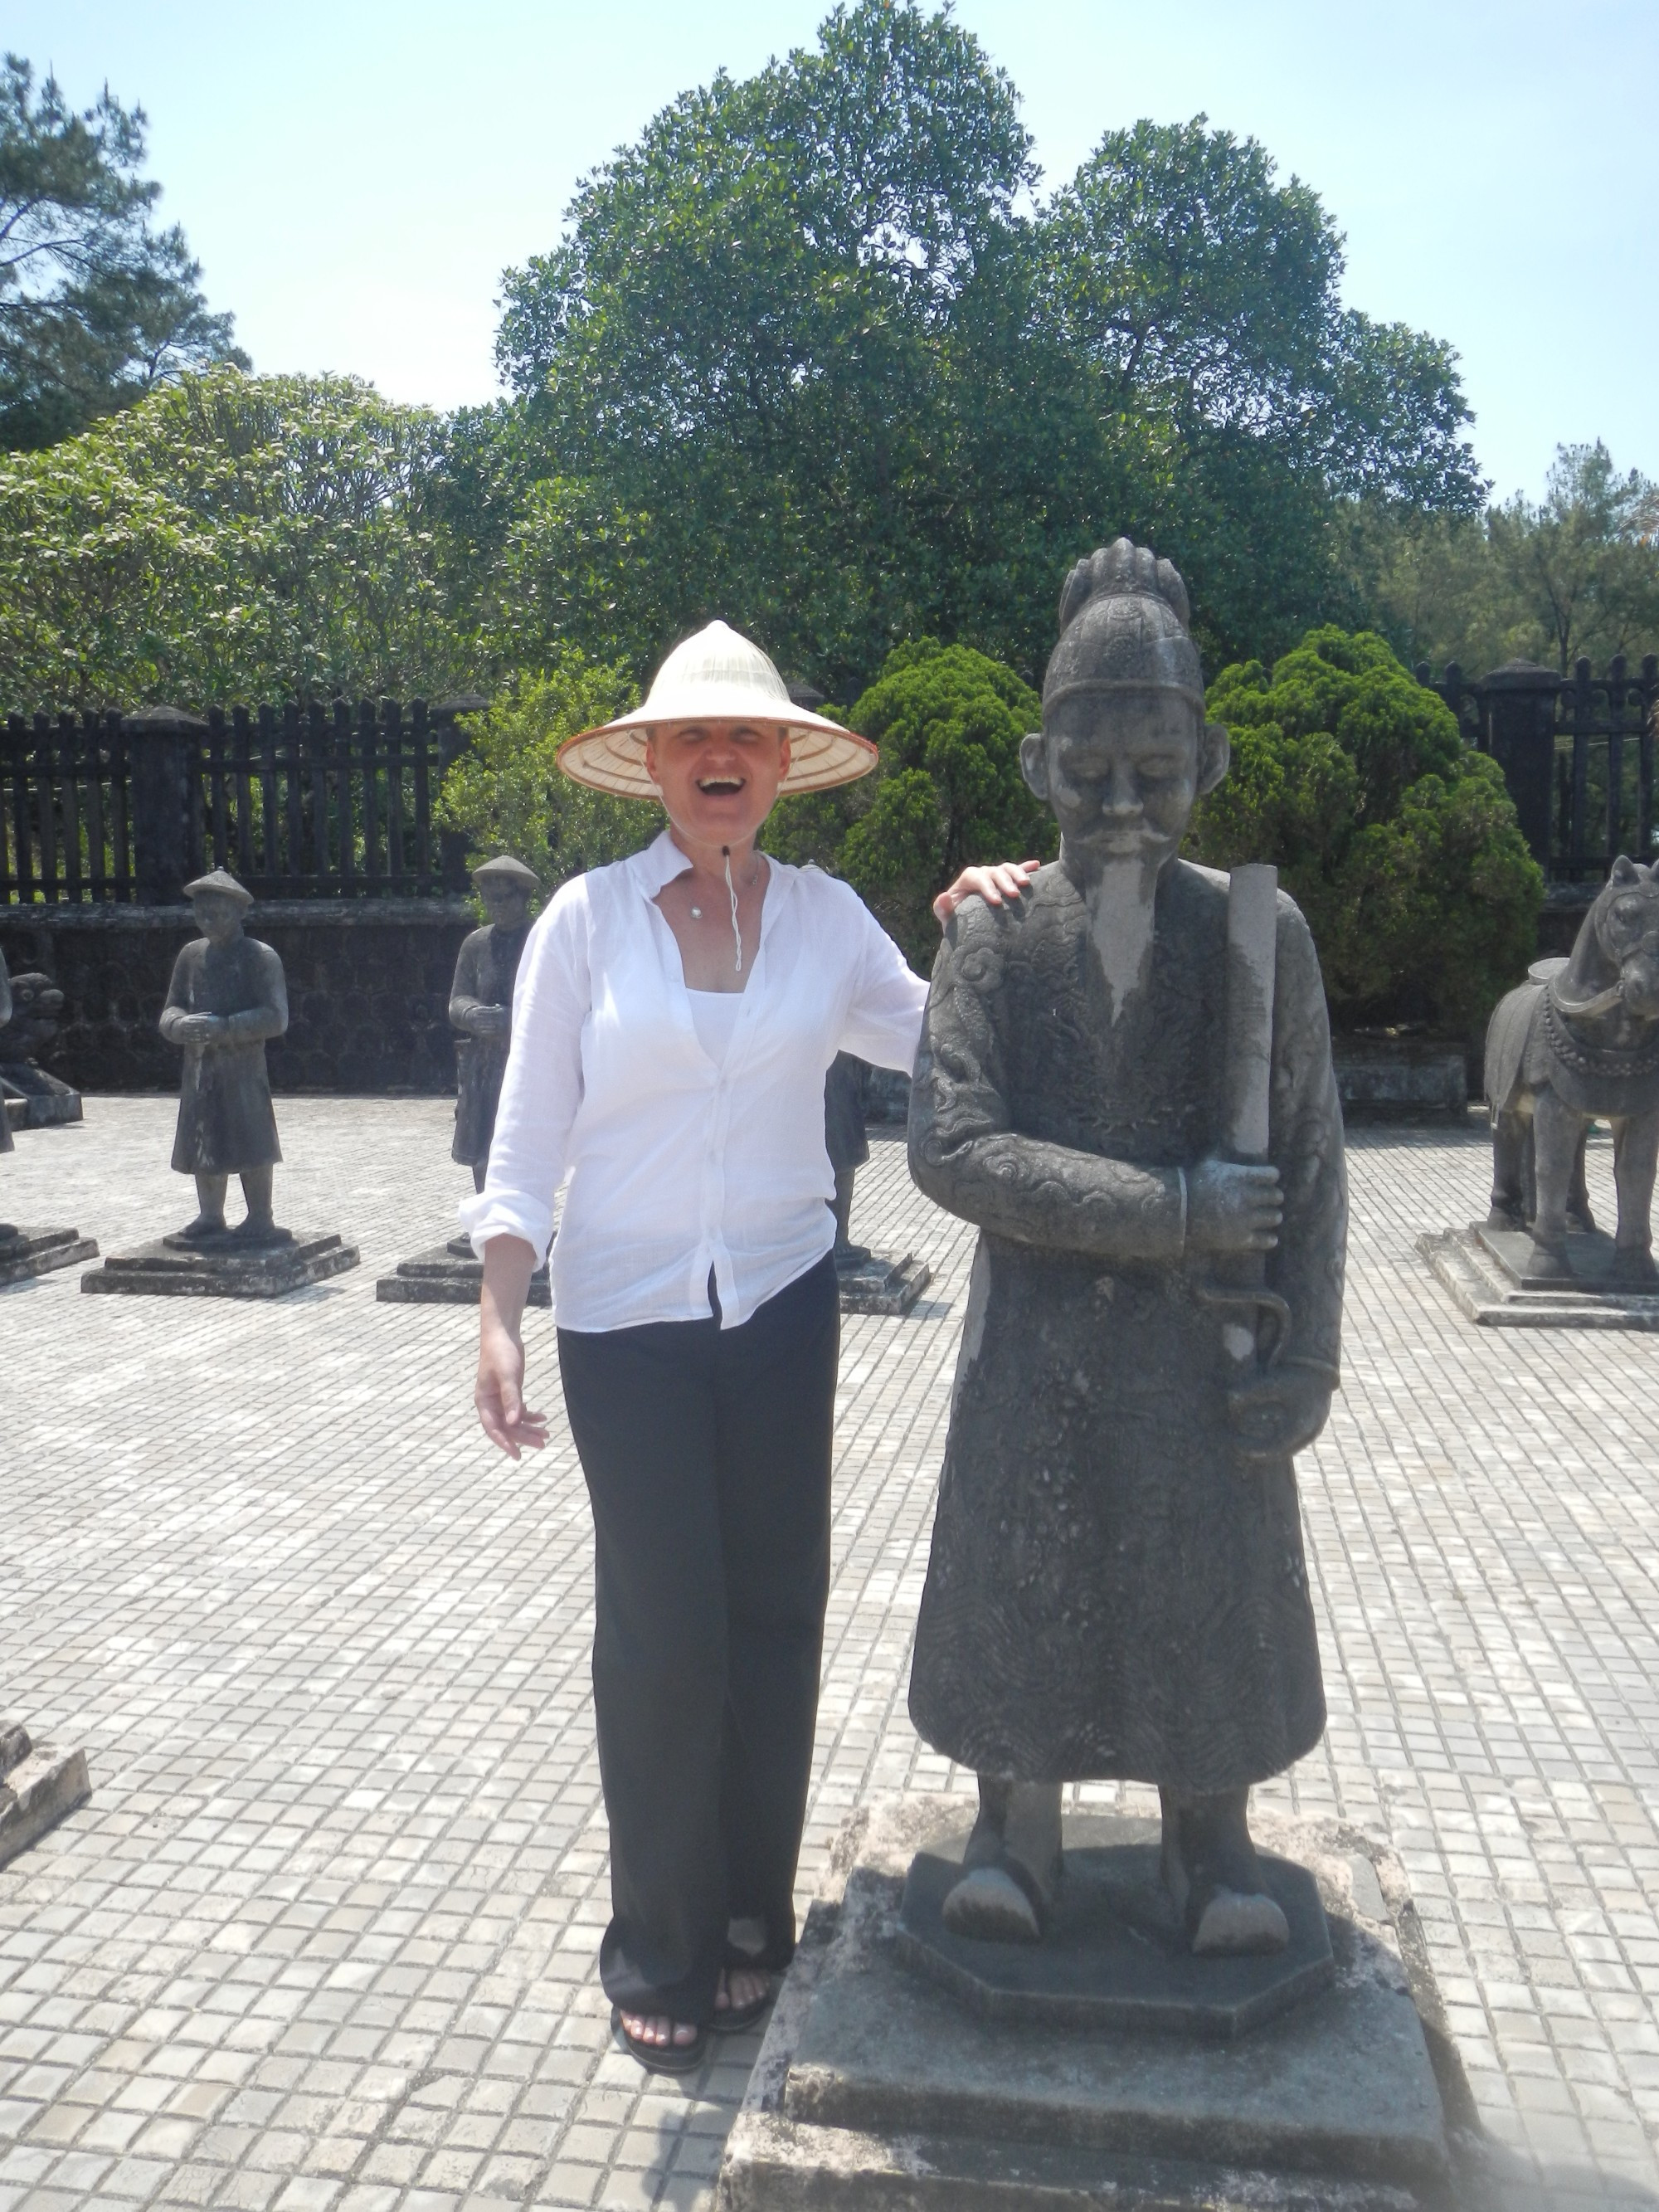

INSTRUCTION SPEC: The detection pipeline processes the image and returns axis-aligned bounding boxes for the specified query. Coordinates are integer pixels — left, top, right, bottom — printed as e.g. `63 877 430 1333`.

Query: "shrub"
1190 626 1541 1030
435 653 646 892
822 640 1055 967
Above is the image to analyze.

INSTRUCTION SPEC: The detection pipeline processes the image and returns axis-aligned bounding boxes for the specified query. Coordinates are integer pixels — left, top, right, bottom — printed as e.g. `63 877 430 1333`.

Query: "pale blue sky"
12 1 1656 499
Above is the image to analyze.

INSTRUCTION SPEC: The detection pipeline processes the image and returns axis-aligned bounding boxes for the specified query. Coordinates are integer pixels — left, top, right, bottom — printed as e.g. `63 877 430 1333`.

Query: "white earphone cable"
722 846 742 975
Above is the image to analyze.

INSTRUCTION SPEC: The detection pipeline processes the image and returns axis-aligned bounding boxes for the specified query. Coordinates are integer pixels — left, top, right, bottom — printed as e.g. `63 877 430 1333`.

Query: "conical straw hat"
557 621 878 798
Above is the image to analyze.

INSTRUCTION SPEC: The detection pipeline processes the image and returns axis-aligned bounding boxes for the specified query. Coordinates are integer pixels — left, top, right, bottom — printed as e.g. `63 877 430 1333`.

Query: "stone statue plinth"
377 1232 551 1308
0 1717 90 1871
1421 1220 1659 1329
83 1228 358 1298
0 1224 99 1287
833 1247 930 1316
713 1798 1454 2212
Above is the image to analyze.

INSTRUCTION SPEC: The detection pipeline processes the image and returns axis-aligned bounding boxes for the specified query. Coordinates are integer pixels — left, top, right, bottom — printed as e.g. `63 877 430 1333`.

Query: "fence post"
431 696 488 896
124 704 207 904
1474 661 1562 871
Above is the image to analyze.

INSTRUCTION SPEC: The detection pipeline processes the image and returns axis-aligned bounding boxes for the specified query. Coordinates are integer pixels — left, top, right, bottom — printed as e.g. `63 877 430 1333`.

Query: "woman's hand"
476 1234 549 1458
932 859 1041 925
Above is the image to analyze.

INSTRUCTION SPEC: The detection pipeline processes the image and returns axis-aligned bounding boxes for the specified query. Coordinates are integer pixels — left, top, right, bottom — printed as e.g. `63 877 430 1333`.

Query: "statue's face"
479 881 531 930
1022 689 1225 871
192 891 245 944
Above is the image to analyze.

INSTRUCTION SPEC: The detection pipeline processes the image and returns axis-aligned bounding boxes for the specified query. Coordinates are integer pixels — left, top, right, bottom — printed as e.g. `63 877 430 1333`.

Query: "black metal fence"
1 698 479 904
1417 655 1659 884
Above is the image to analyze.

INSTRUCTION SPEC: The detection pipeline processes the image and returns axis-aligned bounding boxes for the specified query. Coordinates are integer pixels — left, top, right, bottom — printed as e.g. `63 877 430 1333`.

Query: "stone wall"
0 900 476 1094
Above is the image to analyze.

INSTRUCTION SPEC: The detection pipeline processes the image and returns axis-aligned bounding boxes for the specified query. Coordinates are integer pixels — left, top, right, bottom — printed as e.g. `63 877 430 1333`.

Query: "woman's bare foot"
618 2011 700 2051
716 1965 770 2015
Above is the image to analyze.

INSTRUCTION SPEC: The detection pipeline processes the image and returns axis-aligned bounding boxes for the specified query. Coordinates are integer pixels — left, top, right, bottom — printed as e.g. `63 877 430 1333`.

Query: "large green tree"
1343 442 1659 679
483 4 1482 693
0 367 471 708
0 56 245 451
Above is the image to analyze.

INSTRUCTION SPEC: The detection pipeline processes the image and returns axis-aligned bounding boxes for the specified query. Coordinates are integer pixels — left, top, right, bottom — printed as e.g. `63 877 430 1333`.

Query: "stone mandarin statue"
906 539 1347 1958
450 856 538 1192
158 870 289 1244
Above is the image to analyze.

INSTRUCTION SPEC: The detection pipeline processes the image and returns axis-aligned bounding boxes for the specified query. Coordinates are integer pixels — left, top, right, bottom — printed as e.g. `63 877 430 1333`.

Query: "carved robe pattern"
907 859 1346 1793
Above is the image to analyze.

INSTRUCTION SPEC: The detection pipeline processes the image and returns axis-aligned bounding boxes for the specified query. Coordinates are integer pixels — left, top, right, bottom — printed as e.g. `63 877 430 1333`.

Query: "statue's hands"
468 1002 511 1038
933 859 1041 925
1186 1159 1282 1254
1227 1364 1334 1463
171 1013 224 1047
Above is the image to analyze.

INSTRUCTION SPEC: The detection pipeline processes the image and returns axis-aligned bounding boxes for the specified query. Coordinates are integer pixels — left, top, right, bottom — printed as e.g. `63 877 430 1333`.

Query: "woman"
465 621 1031 2072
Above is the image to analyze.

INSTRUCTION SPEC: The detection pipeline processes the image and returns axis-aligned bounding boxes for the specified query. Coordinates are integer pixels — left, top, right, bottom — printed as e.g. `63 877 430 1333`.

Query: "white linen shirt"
459 827 928 1333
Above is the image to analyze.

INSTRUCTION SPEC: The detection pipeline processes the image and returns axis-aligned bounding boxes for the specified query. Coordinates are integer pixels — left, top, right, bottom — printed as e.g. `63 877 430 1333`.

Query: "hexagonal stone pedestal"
898 1814 1332 2036
717 1798 1454 2212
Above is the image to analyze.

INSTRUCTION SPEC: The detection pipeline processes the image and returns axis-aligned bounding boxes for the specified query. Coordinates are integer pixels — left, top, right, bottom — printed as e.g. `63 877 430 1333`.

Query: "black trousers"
557 1254 839 2022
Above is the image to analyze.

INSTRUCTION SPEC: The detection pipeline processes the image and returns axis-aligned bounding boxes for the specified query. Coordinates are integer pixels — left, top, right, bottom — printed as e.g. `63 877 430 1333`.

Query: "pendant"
690 905 703 919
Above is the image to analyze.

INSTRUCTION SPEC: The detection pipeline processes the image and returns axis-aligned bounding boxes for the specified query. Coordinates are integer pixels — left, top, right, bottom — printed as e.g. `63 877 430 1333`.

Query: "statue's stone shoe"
939 1865 1042 1944
1188 1882 1292 1956
1485 1204 1527 1233
1610 1245 1659 1284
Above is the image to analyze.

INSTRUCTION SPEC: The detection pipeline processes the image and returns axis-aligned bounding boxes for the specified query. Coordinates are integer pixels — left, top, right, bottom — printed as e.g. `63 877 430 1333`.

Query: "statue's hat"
1044 539 1205 713
183 868 253 906
472 855 539 889
557 621 877 800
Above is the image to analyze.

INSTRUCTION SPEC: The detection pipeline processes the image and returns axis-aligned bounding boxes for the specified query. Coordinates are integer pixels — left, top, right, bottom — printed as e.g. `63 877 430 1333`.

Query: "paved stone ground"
4 1100 1659 2211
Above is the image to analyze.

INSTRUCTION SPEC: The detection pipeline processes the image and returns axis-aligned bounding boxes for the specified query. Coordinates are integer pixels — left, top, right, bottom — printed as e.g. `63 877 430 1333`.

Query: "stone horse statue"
1486 855 1659 1281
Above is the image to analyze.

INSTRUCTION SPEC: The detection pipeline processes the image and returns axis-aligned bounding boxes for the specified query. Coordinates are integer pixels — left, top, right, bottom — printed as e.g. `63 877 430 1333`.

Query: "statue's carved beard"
1086 857 1157 1025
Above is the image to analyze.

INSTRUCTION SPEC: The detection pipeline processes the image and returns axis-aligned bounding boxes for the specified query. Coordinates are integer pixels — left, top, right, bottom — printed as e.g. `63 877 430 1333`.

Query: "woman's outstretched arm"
476 1233 548 1459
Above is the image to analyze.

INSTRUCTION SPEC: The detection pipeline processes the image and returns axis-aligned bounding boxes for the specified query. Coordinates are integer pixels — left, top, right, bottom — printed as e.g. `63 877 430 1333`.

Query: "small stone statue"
158 870 289 1245
907 539 1346 1959
1486 857 1659 1280
825 1051 870 1265
0 953 14 1211
0 968 81 1128
450 856 538 1191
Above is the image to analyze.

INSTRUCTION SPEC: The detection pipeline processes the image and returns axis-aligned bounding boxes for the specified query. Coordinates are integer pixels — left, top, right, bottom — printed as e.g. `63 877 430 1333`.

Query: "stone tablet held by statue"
906 538 1347 1959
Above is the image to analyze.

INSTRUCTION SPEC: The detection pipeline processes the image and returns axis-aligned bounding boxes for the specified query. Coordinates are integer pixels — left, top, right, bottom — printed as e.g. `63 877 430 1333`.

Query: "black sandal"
712 1971 775 2034
611 2005 708 2074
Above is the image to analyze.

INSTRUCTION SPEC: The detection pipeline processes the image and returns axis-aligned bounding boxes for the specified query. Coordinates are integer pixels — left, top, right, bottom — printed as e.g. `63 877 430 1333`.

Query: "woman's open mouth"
697 777 746 796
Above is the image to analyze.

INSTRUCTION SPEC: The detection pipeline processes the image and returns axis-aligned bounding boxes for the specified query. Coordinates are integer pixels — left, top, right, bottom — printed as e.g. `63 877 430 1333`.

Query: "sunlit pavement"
4 1100 1659 2209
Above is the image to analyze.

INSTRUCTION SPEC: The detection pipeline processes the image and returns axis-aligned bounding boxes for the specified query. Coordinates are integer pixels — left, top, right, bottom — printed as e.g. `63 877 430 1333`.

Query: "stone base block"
83 1230 358 1298
717 1798 1453 2212
836 1251 931 1317
0 1225 99 1286
0 1732 91 1869
2 1070 82 1130
377 1237 552 1307
1333 1045 1468 1123
1419 1223 1659 1328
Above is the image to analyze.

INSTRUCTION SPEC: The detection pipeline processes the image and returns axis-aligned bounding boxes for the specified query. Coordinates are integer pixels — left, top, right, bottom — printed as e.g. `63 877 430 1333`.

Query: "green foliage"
0 56 245 451
434 654 649 886
1345 442 1659 677
0 367 473 707
1191 626 1540 1030
481 4 1481 691
833 640 1053 966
